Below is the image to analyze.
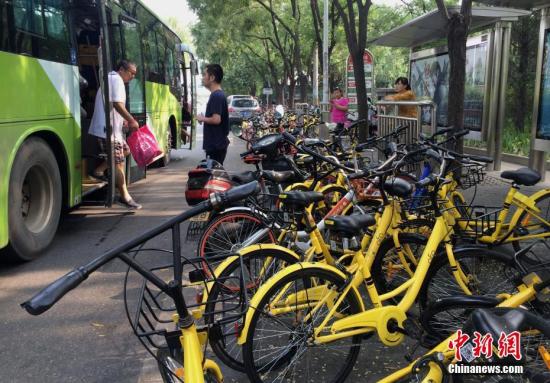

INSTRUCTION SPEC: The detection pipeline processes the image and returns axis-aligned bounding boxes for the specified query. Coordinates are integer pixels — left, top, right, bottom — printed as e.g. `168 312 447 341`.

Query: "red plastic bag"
127 125 163 168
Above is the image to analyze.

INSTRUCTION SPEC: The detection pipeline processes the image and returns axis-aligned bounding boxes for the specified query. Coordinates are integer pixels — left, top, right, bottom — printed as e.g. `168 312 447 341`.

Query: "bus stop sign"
345 50 375 112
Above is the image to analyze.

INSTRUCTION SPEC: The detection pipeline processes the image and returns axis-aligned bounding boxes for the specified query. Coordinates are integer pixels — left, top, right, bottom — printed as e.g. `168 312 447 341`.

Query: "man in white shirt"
89 60 141 209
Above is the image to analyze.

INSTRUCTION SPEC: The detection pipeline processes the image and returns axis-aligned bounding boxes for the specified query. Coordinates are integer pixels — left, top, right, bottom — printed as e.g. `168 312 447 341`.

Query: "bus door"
189 58 198 150
118 15 147 184
179 51 198 150
178 54 192 149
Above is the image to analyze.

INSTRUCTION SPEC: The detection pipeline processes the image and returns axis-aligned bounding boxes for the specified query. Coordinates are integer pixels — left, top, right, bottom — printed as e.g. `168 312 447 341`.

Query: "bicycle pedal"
208 323 223 343
402 318 423 340
404 340 421 362
189 269 206 283
420 333 441 349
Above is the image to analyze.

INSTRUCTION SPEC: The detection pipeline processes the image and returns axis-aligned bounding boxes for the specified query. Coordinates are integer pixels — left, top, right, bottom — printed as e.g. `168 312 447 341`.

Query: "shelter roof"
370 6 531 48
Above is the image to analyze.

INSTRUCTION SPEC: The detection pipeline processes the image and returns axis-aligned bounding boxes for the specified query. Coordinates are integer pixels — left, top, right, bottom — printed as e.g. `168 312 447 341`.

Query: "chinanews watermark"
447 329 524 375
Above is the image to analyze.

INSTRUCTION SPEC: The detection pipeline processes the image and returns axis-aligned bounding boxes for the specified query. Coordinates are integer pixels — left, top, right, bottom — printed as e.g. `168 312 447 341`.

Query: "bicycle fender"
212 206 271 221
237 262 365 345
201 244 301 306
284 182 312 192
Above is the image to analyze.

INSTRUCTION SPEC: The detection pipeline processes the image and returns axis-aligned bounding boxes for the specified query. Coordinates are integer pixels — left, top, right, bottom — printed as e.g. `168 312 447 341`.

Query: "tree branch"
435 0 450 21
254 0 295 38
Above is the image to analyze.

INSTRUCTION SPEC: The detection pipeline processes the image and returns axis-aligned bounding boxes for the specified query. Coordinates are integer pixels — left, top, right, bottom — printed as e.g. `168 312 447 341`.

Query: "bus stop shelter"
370 6 531 173
475 1 550 180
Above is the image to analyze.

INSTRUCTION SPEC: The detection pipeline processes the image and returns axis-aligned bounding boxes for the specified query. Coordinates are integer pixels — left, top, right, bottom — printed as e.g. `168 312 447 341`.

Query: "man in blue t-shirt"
196 64 229 164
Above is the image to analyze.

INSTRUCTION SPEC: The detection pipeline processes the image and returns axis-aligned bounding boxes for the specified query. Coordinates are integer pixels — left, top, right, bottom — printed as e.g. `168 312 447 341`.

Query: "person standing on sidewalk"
384 77 417 118
330 86 349 133
88 59 142 209
196 64 229 165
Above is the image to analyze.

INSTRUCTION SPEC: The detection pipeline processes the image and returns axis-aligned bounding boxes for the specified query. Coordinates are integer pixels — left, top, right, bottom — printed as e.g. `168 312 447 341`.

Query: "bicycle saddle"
302 138 324 146
500 167 541 186
279 191 324 208
325 214 376 237
230 171 257 184
384 177 413 198
262 170 295 184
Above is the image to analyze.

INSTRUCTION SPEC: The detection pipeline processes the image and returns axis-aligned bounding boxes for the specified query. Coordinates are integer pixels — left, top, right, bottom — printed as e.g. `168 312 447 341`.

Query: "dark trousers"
205 147 228 165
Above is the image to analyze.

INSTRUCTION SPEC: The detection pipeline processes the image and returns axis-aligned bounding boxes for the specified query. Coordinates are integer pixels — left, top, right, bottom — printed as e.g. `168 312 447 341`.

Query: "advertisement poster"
410 42 487 130
345 50 374 112
537 29 550 140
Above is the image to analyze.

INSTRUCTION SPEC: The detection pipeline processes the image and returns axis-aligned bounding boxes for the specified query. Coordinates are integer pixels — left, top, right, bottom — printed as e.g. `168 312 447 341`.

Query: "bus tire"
7 137 62 261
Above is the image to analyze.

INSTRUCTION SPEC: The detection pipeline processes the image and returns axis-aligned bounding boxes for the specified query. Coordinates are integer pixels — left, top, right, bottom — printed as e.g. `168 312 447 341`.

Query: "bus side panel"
145 81 182 153
0 52 81 249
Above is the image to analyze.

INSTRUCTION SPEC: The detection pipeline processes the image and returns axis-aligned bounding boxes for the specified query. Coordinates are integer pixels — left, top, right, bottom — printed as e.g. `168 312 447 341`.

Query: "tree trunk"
513 18 530 132
288 76 296 108
274 82 283 105
352 49 369 142
442 0 471 154
299 73 307 102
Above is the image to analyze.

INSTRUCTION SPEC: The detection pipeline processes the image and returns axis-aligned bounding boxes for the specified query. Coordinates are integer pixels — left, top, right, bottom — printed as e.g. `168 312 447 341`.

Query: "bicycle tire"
204 248 299 372
418 247 523 311
242 265 363 383
197 210 277 273
512 191 550 253
371 233 428 298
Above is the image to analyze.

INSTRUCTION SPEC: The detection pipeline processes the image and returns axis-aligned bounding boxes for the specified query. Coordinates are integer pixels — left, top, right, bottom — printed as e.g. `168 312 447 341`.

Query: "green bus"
0 0 198 261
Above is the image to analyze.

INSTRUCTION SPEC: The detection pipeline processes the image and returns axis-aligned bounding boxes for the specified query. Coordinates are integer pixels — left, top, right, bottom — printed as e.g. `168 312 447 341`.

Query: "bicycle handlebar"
21 181 261 316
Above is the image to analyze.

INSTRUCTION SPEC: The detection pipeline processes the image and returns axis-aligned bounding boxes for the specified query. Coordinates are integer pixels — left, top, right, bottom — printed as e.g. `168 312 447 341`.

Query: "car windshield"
233 99 257 108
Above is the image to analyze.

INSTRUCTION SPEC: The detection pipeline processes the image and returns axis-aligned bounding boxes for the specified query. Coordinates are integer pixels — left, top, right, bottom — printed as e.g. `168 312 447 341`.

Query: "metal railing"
376 100 437 145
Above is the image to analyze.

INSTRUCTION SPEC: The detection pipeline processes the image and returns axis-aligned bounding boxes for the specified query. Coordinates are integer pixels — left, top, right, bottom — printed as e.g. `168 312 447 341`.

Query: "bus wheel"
7 137 62 261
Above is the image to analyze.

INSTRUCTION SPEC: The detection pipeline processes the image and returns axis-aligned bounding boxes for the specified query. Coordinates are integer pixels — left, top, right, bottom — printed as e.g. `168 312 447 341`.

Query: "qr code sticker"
461 342 476 363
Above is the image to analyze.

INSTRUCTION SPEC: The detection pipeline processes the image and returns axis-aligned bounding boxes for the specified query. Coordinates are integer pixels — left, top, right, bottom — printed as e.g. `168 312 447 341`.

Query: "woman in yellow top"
384 77 417 118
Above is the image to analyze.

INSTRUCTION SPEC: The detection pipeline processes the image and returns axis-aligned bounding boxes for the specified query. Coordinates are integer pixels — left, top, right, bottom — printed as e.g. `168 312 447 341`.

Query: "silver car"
228 96 260 124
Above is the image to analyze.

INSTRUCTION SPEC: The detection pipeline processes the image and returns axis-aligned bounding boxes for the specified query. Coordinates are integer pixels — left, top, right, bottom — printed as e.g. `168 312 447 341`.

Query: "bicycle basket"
453 205 503 239
123 251 247 364
459 164 486 190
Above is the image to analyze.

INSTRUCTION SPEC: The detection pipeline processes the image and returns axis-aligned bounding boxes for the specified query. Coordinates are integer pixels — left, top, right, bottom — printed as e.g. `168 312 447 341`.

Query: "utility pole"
322 0 329 121
313 45 319 105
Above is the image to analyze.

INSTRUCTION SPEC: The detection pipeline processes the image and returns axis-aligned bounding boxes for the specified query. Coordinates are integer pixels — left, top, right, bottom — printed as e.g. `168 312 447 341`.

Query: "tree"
334 0 372 141
508 12 540 132
165 17 193 46
435 0 472 153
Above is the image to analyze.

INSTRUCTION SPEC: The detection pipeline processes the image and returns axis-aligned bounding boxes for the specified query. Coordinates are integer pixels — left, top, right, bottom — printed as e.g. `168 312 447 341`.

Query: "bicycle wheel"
198 211 277 272
418 248 523 310
204 248 299 372
242 266 363 383
312 184 350 222
420 296 499 342
512 191 550 253
371 233 428 297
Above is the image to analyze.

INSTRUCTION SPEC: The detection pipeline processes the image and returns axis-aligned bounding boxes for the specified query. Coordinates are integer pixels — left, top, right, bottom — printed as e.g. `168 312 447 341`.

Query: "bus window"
120 18 145 114
13 0 45 36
